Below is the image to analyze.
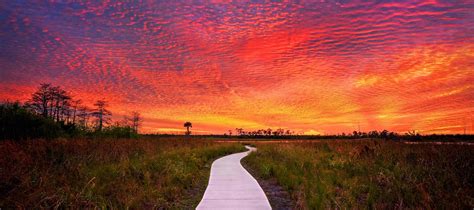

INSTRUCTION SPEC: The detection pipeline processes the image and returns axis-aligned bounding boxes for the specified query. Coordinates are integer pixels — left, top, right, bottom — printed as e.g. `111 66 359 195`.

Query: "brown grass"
0 137 244 209
243 139 474 209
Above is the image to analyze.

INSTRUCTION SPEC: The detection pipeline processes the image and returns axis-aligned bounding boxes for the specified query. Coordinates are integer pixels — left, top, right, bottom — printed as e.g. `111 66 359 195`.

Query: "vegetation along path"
197 146 272 210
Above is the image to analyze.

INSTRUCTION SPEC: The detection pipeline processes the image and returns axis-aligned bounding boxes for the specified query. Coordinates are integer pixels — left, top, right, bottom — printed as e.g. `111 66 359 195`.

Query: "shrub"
0 102 62 140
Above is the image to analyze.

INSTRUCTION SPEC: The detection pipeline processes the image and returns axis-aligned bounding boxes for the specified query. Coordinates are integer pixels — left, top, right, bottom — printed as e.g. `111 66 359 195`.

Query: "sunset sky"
1 1 473 134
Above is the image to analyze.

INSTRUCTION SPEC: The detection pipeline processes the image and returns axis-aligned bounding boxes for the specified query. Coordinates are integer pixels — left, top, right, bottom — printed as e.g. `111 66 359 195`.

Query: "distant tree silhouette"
229 127 297 137
49 86 71 122
76 105 91 128
276 128 285 136
28 83 52 118
368 130 379 138
123 111 142 134
353 131 359 138
132 112 142 134
235 128 243 135
266 128 272 136
27 83 73 123
92 99 112 132
380 130 389 138
184 121 192 135
70 99 82 125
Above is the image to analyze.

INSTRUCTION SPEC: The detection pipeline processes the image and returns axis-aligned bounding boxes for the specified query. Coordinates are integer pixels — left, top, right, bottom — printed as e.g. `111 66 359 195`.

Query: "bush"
0 102 62 140
94 125 139 139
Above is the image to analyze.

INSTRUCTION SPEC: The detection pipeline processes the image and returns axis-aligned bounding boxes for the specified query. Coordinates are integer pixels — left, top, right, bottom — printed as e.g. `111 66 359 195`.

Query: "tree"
92 99 112 132
54 88 71 122
184 121 192 135
235 128 243 136
380 130 389 138
28 83 52 118
130 111 142 134
353 131 359 138
76 105 91 128
368 130 379 138
266 128 272 136
71 99 82 125
27 84 73 123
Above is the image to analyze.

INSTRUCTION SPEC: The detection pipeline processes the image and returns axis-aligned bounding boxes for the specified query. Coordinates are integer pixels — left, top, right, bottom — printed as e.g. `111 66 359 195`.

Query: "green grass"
0 137 244 209
243 139 474 209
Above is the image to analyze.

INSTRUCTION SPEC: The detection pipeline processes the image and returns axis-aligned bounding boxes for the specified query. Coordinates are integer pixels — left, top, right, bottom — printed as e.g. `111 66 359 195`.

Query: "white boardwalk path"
196 146 272 210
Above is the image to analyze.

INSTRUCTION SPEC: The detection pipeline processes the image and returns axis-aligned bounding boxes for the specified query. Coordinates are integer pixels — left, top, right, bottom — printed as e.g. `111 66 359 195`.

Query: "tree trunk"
98 112 103 131
72 107 77 124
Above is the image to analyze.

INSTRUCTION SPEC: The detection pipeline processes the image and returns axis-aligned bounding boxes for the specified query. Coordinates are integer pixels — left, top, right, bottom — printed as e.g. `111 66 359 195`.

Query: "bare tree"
71 99 82 125
51 86 61 121
57 89 71 122
122 111 142 134
47 86 58 119
28 83 52 118
92 99 112 131
77 105 91 128
28 84 72 123
131 111 142 134
39 85 71 122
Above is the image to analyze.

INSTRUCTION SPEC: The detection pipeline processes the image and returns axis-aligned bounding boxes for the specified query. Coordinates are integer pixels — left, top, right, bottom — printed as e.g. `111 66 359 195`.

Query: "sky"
1 1 473 134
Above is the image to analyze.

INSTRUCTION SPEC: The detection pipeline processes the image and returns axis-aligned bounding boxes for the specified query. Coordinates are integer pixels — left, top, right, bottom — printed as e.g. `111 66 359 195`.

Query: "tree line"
227 128 399 139
1 83 142 140
230 128 295 137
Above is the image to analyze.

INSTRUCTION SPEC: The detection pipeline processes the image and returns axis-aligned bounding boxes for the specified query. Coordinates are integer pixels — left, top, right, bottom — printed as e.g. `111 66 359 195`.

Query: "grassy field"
2 137 473 209
0 137 244 209
243 139 474 209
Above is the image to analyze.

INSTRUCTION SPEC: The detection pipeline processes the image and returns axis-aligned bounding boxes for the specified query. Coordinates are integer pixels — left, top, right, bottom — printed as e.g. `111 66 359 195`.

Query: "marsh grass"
0 137 244 209
244 140 474 209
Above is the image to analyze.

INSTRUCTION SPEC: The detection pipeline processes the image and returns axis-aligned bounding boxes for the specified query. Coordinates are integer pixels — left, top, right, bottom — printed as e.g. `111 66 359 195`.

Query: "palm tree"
184 121 192 135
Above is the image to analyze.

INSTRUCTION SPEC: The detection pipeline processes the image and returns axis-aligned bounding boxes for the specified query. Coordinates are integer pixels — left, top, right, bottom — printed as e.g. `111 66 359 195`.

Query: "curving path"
196 146 272 210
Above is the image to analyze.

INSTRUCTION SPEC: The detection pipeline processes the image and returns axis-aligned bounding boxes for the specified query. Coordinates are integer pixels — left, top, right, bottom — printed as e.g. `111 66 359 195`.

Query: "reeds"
0 137 244 209
244 139 474 209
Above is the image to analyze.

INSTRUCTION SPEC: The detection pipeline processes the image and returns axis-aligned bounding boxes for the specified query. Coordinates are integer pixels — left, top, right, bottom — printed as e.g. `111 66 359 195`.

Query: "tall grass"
0 137 244 209
244 140 474 209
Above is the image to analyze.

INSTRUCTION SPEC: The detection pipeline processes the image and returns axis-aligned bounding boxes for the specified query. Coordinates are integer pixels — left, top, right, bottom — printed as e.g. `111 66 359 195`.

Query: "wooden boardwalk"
196 146 272 210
